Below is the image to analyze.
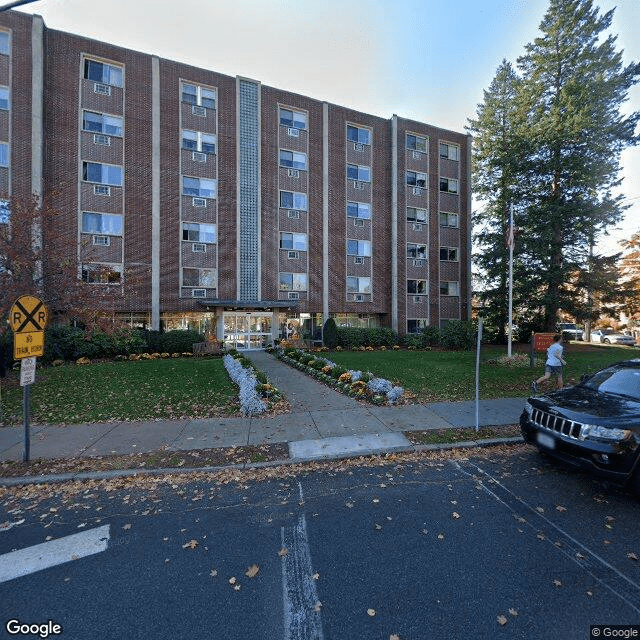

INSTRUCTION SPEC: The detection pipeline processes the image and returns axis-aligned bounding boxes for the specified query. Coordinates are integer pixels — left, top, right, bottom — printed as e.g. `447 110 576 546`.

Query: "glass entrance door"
223 312 272 350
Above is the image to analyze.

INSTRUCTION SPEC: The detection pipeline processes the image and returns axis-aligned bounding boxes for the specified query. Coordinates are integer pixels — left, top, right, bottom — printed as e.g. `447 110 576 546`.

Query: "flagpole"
508 203 514 357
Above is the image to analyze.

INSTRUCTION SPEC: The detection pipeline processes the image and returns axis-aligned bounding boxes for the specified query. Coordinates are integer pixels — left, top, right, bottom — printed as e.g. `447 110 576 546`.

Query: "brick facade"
1 11 471 344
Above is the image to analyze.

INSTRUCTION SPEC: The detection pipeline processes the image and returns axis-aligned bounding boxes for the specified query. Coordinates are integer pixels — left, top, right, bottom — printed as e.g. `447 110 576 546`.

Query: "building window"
407 244 427 259
0 87 9 111
407 279 427 294
347 276 371 294
182 130 217 154
81 263 122 284
279 150 307 170
182 176 216 198
82 162 123 186
440 247 458 262
407 207 428 224
0 142 8 167
279 272 307 291
181 83 216 109
439 177 459 194
347 125 371 145
280 191 308 211
439 142 460 161
0 199 9 224
280 232 307 251
182 222 216 243
439 211 459 227
83 111 123 137
0 31 9 55
440 281 460 296
347 239 371 257
407 134 427 152
406 171 427 187
82 212 123 235
280 108 307 130
347 164 371 182
347 202 371 219
84 59 123 87
183 268 216 287
407 319 429 334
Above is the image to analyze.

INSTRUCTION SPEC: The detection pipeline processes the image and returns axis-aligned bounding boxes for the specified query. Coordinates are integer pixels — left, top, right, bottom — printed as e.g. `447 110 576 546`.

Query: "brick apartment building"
0 10 471 349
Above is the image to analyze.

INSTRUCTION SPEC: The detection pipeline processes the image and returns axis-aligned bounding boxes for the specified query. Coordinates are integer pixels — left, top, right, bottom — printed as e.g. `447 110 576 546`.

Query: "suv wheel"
603 339 610 344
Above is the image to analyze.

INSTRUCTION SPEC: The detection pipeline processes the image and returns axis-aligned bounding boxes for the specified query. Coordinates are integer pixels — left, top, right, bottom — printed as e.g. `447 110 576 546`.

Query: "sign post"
10 296 48 462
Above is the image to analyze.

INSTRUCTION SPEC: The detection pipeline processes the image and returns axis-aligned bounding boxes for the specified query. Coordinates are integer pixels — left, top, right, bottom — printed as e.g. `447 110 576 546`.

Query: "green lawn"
327 343 637 402
1 358 238 426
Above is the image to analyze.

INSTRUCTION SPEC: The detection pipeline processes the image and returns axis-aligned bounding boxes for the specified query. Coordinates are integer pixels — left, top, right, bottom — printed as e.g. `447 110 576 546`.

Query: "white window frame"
439 142 460 161
279 272 308 292
81 211 123 236
406 134 428 153
406 171 427 188
280 232 307 252
280 190 308 211
407 244 427 259
440 281 460 296
182 222 217 244
181 82 216 109
439 211 459 228
346 276 371 294
440 247 459 262
183 267 216 288
439 177 459 194
82 110 123 137
182 176 217 199
0 142 8 168
346 239 371 257
0 31 9 56
0 86 9 111
407 319 429 333
347 124 371 145
279 150 307 171
347 164 371 182
182 130 217 154
81 263 122 284
347 201 371 219
83 58 123 87
407 207 428 224
280 108 307 130
82 161 123 187
407 279 428 295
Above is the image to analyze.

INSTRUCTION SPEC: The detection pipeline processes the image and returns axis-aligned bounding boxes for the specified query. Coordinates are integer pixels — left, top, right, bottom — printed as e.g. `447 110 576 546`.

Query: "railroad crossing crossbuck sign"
10 295 48 359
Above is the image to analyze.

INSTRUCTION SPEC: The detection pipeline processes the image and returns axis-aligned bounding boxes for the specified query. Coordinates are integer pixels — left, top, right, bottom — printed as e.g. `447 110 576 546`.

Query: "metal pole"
508 203 514 357
23 383 30 462
475 317 483 433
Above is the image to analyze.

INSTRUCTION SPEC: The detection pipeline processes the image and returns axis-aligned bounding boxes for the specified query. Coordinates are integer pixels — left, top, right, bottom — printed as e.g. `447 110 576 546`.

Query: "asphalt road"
1 445 639 640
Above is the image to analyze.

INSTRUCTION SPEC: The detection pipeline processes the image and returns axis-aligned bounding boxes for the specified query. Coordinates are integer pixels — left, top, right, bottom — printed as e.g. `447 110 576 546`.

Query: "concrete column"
322 102 329 325
31 16 44 289
391 115 398 333
151 56 160 330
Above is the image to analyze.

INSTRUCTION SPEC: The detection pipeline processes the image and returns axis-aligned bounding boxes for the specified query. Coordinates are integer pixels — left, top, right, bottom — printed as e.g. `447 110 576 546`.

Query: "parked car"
520 359 640 495
585 329 636 346
556 322 583 341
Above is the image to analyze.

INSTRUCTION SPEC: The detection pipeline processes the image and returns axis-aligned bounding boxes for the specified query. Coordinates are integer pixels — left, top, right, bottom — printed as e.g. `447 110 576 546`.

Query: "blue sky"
18 0 640 253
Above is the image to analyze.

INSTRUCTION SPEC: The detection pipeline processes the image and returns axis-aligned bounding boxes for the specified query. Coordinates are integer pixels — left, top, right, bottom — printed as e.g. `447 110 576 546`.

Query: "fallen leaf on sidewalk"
182 539 198 549
245 564 260 578
497 615 508 626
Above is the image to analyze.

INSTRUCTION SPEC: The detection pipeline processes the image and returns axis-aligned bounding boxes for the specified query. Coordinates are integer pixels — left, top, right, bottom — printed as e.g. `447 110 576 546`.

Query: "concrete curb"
0 436 525 487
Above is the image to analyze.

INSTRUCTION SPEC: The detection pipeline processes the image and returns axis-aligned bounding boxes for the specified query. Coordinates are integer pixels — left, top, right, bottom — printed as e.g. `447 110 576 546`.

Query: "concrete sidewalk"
0 350 526 466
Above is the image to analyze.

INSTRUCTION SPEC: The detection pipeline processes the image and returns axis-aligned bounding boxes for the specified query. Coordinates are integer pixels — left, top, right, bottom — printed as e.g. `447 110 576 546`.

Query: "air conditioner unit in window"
192 243 206 253
354 218 364 227
92 235 110 246
413 259 423 267
354 294 365 302
94 185 111 196
93 82 111 96
288 291 300 300
93 134 111 146
354 256 364 265
353 181 365 190
413 187 422 195
192 105 206 117
287 169 300 178
287 127 299 137
412 223 424 231
287 210 300 219
353 142 364 152
192 151 207 163
287 251 299 260
412 151 423 160
192 288 207 298
192 197 207 207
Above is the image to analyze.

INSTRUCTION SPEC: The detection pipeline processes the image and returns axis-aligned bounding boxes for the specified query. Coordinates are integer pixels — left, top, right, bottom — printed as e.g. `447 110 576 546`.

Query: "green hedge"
335 327 398 349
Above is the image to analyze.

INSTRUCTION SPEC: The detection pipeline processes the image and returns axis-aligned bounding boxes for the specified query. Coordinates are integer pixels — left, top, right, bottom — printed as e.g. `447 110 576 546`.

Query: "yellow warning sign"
14 331 45 359
10 295 48 333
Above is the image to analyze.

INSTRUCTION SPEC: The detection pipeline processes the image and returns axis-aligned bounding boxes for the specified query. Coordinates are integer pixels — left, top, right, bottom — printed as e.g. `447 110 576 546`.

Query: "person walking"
531 334 566 393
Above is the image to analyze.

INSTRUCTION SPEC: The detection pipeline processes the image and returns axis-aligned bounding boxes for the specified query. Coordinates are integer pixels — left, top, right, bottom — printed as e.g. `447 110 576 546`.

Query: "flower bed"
276 347 404 405
223 354 283 416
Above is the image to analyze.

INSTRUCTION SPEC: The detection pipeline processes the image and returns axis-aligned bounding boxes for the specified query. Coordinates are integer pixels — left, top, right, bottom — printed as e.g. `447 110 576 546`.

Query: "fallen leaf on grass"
182 539 198 549
509 608 518 616
552 579 562 587
452 512 460 519
245 564 260 578
627 552 639 562
555 505 567 512
210 569 218 577
497 615 508 626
